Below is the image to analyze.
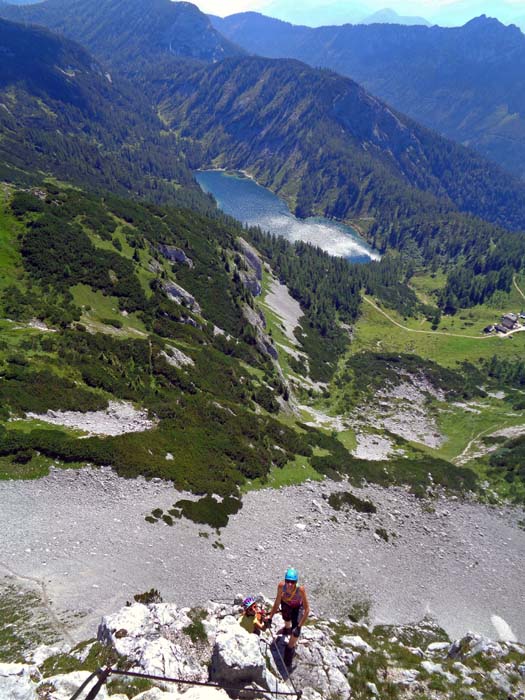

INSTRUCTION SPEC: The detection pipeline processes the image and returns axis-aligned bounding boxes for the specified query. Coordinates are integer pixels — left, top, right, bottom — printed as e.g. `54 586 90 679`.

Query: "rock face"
239 270 261 297
3 600 525 700
98 603 207 683
237 238 262 281
163 282 201 314
236 238 263 297
242 304 278 360
158 244 194 268
162 346 195 368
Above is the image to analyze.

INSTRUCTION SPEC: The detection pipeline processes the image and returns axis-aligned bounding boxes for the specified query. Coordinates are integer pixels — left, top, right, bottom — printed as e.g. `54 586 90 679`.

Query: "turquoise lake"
195 170 380 263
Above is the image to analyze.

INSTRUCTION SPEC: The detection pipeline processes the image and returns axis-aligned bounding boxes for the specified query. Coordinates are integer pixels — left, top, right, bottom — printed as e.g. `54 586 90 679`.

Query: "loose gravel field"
1 467 524 646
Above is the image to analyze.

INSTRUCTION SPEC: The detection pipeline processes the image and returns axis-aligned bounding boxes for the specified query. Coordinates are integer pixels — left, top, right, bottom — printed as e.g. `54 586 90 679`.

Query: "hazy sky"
197 0 525 25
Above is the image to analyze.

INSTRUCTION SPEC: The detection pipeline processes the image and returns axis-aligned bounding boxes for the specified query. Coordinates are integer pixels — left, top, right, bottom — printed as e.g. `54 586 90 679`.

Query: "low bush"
0 367 107 415
328 491 377 514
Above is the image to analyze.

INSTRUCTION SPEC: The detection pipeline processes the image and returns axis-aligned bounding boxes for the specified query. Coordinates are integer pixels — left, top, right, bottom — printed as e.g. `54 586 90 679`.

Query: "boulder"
210 621 266 686
448 632 506 660
427 642 449 653
340 635 373 653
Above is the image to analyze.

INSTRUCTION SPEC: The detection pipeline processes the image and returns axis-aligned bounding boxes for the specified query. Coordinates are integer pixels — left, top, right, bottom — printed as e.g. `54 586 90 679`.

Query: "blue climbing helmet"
242 596 256 610
285 567 298 582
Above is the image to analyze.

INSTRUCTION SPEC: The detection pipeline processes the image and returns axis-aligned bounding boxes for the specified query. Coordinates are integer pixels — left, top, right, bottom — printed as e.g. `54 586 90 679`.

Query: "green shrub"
133 589 163 605
0 367 107 415
328 491 377 514
172 495 242 529
101 318 123 329
183 608 207 644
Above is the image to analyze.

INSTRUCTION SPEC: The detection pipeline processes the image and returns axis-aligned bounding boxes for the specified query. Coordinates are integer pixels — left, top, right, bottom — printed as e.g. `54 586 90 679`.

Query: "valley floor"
1 467 524 649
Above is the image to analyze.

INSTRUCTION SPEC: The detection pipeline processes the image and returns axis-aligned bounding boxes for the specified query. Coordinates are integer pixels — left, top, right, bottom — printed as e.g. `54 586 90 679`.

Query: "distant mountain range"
0 0 243 71
0 16 209 208
211 12 525 178
361 9 430 26
239 0 525 28
2 0 524 241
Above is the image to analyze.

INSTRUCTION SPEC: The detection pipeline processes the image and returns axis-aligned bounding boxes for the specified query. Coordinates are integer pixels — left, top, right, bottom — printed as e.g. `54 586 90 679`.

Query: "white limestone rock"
0 663 38 700
163 347 195 368
448 632 506 660
210 622 266 685
340 635 373 652
133 690 228 700
28 643 71 666
421 660 457 683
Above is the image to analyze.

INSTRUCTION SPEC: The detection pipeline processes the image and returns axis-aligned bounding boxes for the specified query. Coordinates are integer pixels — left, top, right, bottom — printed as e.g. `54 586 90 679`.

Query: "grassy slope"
351 294 525 368
334 270 525 496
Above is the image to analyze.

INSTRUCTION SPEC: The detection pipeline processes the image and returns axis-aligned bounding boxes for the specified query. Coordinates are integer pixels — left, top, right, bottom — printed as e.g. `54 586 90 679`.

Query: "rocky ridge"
2 598 525 699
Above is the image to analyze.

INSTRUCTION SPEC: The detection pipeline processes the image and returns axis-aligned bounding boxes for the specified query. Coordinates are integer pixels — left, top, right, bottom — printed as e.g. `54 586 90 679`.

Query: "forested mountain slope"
2 181 486 506
0 0 243 71
0 18 208 209
212 13 525 178
156 57 525 253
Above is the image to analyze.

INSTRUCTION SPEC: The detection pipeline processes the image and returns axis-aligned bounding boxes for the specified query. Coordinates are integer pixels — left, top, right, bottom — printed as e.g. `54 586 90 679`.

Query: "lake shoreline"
195 169 380 262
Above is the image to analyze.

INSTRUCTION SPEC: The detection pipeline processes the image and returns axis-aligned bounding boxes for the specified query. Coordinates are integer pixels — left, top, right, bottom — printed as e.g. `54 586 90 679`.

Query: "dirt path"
454 422 505 466
363 296 525 340
514 275 525 302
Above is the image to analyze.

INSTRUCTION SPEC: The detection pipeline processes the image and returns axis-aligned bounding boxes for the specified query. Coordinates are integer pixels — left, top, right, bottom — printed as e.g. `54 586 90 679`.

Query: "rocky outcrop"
237 238 263 297
210 617 266 685
26 400 154 436
237 238 262 280
162 346 195 368
239 270 261 297
4 598 525 700
242 304 278 360
98 603 207 683
163 282 201 315
158 245 194 268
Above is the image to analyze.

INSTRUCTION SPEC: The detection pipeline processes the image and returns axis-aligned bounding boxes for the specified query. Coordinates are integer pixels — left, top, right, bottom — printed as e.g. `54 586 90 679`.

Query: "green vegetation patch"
171 494 242 529
0 583 60 662
0 363 107 416
182 608 208 644
488 434 525 502
328 490 377 514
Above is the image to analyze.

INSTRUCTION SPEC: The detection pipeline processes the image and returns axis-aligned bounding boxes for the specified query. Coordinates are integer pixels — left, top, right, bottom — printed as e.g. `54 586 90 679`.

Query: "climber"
239 596 267 636
268 567 310 668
